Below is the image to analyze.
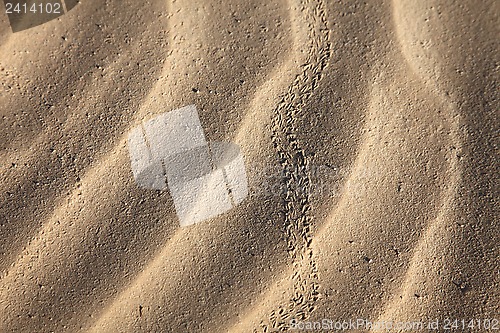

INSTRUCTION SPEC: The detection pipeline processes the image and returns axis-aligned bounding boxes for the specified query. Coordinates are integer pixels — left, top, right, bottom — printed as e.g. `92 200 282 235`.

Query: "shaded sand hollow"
0 0 498 332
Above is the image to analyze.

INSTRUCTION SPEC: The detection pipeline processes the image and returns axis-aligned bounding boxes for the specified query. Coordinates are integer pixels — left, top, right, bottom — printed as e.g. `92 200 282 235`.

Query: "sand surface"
0 0 498 332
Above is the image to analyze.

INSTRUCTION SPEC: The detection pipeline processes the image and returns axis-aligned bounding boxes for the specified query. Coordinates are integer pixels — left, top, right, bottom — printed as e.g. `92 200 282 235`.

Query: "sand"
0 0 498 332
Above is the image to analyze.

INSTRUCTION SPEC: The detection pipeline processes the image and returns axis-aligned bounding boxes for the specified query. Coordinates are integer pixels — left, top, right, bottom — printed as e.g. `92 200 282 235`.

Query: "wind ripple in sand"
0 0 498 332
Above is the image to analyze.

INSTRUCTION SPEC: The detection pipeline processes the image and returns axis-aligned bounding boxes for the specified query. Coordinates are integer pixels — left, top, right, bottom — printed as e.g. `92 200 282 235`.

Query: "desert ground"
0 0 498 332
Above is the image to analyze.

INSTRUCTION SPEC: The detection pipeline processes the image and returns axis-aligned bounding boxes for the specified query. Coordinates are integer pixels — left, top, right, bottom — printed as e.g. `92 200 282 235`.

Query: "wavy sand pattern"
0 0 498 332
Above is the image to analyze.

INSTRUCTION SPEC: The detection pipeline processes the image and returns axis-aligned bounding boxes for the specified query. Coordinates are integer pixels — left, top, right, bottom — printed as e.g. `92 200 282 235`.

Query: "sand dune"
0 0 498 332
